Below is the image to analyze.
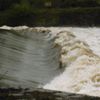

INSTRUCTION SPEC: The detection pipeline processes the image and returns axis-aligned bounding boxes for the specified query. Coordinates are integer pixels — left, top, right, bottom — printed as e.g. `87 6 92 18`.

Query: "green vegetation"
0 0 100 26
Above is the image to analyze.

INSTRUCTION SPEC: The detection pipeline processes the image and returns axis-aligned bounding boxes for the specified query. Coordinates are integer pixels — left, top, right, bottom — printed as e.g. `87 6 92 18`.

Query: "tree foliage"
0 0 100 26
0 0 100 11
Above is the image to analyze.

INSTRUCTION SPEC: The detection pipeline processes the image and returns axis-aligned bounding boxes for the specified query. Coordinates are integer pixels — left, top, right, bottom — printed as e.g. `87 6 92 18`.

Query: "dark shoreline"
0 88 100 100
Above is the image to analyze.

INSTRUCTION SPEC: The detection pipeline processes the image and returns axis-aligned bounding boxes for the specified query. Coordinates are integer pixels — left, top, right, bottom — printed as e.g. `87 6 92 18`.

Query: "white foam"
44 27 100 97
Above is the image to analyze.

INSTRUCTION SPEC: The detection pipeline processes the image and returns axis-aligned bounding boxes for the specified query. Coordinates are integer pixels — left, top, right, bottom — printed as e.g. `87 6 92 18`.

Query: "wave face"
0 27 61 88
44 27 100 97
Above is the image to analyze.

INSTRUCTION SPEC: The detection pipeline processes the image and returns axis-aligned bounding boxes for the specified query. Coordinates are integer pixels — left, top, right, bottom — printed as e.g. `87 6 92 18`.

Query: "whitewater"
0 26 100 97
44 27 100 97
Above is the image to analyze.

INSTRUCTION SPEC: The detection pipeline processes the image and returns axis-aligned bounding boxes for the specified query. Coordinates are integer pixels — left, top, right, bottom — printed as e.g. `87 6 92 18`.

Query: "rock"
0 88 99 100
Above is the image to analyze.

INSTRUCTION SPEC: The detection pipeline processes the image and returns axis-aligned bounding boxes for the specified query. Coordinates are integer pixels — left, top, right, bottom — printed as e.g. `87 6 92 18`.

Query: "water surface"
0 28 61 88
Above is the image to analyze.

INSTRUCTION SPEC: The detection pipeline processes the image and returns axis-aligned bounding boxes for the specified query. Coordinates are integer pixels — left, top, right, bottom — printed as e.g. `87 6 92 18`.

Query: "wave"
0 26 61 88
1 26 100 97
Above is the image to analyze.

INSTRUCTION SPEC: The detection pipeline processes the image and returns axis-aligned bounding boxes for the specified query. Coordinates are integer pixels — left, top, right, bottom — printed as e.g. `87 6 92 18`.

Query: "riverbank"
0 7 100 26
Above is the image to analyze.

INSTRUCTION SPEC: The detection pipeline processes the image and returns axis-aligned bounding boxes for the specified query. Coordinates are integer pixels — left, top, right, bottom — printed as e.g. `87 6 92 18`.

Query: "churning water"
0 26 100 97
44 27 100 97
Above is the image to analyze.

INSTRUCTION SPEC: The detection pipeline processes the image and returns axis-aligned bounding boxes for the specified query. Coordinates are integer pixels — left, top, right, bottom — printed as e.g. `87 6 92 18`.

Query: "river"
0 26 100 97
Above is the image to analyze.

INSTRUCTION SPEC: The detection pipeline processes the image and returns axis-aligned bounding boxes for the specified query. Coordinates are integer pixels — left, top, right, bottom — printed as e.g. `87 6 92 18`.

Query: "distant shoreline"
0 7 100 27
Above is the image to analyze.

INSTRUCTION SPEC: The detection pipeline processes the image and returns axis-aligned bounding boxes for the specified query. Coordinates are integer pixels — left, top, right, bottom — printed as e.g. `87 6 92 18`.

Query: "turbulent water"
43 27 100 97
0 26 100 97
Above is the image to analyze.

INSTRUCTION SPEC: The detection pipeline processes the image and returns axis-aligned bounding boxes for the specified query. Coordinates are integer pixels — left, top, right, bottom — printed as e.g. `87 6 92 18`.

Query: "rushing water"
0 26 61 88
44 27 100 97
0 26 100 97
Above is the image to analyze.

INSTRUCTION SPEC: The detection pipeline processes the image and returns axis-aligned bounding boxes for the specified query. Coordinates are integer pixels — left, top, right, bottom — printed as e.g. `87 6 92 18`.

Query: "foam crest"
44 30 100 97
